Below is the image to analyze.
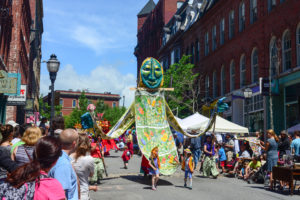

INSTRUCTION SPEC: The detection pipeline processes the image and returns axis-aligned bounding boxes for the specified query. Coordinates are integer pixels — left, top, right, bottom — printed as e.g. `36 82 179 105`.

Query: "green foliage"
39 96 62 119
64 91 89 128
163 55 202 118
64 91 126 128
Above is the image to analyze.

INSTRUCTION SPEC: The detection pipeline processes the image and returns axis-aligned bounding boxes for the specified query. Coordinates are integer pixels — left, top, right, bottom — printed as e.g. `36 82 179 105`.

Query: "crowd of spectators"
0 117 105 200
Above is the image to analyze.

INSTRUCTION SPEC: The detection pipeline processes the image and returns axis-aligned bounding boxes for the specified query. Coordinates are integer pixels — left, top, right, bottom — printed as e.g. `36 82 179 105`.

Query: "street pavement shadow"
121 175 173 186
195 175 210 178
249 186 300 196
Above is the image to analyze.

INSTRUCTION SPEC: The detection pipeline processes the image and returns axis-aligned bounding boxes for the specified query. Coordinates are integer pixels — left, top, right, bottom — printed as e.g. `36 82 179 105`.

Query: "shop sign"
0 70 20 95
7 85 27 106
259 77 279 96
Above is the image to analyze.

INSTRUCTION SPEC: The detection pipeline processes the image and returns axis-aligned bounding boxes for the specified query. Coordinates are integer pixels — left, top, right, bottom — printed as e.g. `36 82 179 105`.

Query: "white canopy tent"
176 112 208 130
176 113 249 134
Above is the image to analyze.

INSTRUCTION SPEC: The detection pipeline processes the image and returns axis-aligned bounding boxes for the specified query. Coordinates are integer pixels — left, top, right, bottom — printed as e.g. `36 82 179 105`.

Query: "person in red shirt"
122 145 131 169
90 137 105 185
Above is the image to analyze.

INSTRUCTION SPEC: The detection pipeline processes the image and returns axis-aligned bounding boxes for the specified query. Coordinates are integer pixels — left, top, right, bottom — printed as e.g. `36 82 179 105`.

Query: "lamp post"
244 88 253 131
47 54 60 136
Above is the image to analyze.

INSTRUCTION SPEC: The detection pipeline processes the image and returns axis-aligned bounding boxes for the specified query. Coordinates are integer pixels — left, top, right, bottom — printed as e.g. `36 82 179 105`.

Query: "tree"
64 91 126 128
64 91 89 128
38 96 62 119
164 55 203 118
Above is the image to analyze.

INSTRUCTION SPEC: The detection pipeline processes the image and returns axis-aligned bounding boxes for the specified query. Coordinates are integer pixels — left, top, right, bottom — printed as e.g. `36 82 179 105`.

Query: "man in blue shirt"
49 129 79 200
190 135 202 171
291 131 300 161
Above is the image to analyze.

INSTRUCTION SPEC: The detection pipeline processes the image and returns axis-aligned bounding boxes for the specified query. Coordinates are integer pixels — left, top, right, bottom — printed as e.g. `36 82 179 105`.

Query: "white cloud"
40 64 136 107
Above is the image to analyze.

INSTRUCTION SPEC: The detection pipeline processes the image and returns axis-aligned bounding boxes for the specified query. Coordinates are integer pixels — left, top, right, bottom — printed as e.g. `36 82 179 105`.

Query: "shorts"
124 160 128 164
220 161 226 167
185 171 192 179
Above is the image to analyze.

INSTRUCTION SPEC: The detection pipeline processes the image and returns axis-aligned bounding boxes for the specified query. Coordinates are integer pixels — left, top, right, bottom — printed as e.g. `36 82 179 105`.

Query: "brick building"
0 0 13 123
28 0 43 117
142 0 300 133
134 0 185 79
0 0 43 124
43 90 121 116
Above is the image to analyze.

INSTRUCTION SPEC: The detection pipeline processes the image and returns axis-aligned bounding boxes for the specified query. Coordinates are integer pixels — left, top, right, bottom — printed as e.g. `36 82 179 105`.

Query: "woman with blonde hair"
71 133 96 200
11 127 42 166
259 129 278 189
148 147 160 190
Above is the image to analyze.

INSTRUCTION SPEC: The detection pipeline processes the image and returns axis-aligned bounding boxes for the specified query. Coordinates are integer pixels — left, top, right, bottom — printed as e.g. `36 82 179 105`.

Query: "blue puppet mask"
140 57 163 89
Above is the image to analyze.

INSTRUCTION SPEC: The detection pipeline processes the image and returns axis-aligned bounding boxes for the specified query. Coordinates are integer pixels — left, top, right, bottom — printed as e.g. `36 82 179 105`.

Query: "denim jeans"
193 149 202 169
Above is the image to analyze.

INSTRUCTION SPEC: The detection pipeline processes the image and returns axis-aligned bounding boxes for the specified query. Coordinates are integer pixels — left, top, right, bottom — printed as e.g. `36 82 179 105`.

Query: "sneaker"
189 186 192 190
184 183 187 187
152 186 156 191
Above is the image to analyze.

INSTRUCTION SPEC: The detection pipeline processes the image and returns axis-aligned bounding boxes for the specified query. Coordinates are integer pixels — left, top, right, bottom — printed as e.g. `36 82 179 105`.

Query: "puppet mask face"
140 58 163 89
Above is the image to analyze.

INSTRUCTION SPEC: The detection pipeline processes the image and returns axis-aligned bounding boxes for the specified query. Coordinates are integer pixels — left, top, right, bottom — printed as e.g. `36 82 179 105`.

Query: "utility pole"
123 96 125 107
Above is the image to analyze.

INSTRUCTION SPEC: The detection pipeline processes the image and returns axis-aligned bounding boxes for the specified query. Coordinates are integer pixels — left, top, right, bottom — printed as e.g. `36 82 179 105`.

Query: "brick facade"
135 0 184 80
43 90 121 116
147 0 300 132
5 0 32 124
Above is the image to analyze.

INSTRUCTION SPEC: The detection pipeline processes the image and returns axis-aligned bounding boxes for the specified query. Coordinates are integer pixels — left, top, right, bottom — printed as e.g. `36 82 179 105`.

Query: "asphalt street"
91 151 299 200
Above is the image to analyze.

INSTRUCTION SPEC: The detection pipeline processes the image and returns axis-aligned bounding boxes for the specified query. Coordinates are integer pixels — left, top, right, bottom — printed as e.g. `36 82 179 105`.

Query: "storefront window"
285 83 300 128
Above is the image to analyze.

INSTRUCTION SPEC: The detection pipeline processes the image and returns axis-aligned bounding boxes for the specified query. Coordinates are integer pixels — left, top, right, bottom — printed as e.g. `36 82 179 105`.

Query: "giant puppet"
89 57 228 175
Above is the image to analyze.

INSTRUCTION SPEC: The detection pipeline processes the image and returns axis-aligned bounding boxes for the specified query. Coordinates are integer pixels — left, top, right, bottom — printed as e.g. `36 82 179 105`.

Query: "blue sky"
41 0 158 106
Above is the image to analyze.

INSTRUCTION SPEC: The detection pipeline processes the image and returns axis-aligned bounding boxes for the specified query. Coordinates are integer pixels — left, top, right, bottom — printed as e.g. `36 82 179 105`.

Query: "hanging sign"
7 85 27 106
0 70 20 94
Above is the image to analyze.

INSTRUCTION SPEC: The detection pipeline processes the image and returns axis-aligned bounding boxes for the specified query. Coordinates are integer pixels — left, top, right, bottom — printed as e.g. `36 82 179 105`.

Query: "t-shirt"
225 139 234 152
240 150 251 158
185 157 191 171
248 161 261 170
218 147 227 161
49 151 78 200
91 143 102 158
71 155 94 194
291 138 300 156
34 172 65 200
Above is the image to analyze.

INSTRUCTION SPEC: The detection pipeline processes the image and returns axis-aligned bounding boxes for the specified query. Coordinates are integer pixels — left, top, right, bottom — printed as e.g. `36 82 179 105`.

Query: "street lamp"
47 54 60 136
244 88 253 131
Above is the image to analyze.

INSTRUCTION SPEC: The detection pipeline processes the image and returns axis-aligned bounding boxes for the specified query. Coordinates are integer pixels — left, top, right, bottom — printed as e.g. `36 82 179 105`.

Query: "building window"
185 47 189 56
72 100 76 108
205 75 210 98
297 26 300 66
251 49 258 83
171 50 175 65
268 0 276 12
205 32 209 56
230 61 235 91
240 55 246 88
59 99 63 106
282 30 292 71
229 10 235 39
221 65 226 95
250 0 257 24
270 38 278 76
191 44 195 64
239 2 245 32
174 48 180 63
220 18 225 45
162 57 169 72
113 102 116 108
212 25 217 51
213 71 217 98
196 40 200 62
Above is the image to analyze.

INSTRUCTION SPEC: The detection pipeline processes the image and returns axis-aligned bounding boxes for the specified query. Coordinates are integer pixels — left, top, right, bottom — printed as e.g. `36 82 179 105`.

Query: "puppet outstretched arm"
94 103 135 139
165 100 216 138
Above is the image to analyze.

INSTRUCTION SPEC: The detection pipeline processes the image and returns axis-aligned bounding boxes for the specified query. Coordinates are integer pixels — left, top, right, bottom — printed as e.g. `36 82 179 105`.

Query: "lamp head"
47 54 60 73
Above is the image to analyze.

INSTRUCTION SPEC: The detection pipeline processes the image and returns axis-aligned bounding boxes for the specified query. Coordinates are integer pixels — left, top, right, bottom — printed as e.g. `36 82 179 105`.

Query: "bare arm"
148 160 157 171
11 146 18 161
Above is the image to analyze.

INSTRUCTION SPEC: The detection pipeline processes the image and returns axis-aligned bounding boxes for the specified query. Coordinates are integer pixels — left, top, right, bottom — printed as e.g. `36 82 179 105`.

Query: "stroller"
248 162 268 184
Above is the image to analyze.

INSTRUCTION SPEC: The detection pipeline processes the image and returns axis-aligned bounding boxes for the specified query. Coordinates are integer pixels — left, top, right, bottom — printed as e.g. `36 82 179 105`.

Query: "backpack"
0 181 35 200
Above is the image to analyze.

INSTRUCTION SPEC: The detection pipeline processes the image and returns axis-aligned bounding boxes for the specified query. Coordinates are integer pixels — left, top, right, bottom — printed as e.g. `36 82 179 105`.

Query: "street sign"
7 85 27 106
0 70 20 94
259 77 279 96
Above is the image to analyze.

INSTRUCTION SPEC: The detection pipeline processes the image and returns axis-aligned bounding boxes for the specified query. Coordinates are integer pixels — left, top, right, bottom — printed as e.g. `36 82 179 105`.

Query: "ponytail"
6 161 41 188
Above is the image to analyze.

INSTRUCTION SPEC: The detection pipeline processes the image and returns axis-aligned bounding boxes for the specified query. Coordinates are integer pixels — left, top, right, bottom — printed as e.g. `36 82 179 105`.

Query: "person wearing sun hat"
181 148 194 189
